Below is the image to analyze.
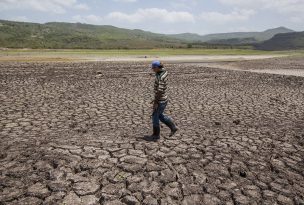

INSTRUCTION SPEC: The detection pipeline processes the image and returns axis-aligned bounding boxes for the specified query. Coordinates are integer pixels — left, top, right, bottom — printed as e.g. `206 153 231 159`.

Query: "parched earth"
0 60 304 205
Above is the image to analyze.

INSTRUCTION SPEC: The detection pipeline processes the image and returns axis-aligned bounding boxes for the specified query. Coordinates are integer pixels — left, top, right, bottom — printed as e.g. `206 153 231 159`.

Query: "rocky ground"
0 59 304 205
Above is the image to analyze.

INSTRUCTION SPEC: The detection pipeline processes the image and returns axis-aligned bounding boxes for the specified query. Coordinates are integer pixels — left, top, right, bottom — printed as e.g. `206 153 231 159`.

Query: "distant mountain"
170 27 294 43
0 20 186 49
255 32 304 50
0 19 298 49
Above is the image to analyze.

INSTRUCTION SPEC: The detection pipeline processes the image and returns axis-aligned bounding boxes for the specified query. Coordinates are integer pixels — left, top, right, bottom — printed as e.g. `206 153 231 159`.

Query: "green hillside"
170 27 294 43
255 32 304 50
167 33 205 42
0 20 186 49
0 19 301 50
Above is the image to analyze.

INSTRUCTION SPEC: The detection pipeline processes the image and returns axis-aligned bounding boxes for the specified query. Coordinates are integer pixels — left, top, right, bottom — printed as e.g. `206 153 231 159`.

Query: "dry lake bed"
0 56 303 205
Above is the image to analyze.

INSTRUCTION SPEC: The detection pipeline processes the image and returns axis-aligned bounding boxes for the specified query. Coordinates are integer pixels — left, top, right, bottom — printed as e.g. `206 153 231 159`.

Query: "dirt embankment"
203 56 304 77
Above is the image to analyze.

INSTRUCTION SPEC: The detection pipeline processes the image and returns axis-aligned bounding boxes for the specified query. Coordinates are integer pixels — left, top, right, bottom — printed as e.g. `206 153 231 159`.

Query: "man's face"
152 67 160 73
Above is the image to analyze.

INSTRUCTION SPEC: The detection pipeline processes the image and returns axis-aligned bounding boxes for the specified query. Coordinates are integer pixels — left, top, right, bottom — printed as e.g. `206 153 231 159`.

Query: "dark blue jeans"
152 101 173 128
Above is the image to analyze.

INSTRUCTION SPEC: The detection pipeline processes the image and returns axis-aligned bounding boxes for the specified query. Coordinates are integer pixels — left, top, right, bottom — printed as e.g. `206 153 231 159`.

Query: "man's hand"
152 101 159 112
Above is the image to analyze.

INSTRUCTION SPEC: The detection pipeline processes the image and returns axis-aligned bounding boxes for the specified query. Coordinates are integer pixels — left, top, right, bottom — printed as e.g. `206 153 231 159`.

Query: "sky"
0 0 304 34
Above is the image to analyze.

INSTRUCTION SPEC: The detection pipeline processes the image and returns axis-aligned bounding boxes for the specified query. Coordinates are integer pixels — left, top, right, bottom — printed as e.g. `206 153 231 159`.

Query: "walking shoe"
144 126 160 141
151 126 160 141
169 126 178 137
163 120 178 137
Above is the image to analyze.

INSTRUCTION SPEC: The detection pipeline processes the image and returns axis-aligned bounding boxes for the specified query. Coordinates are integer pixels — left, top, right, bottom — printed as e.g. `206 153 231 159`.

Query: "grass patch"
1 48 302 56
0 48 303 62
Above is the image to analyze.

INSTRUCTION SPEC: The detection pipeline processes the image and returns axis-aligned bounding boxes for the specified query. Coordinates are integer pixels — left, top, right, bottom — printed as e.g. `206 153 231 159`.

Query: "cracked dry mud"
0 60 304 205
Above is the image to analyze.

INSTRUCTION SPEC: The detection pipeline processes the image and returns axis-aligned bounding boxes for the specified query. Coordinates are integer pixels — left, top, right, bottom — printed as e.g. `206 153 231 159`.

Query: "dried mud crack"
0 60 304 205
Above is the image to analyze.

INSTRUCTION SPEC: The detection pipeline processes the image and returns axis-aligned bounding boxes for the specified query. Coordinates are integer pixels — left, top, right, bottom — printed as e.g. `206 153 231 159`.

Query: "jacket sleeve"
154 72 168 102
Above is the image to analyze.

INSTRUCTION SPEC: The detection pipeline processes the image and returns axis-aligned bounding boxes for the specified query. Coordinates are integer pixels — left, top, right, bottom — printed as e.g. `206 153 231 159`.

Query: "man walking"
148 60 178 141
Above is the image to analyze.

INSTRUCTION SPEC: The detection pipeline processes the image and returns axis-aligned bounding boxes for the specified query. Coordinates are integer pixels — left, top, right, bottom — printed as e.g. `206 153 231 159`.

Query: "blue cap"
151 60 161 69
